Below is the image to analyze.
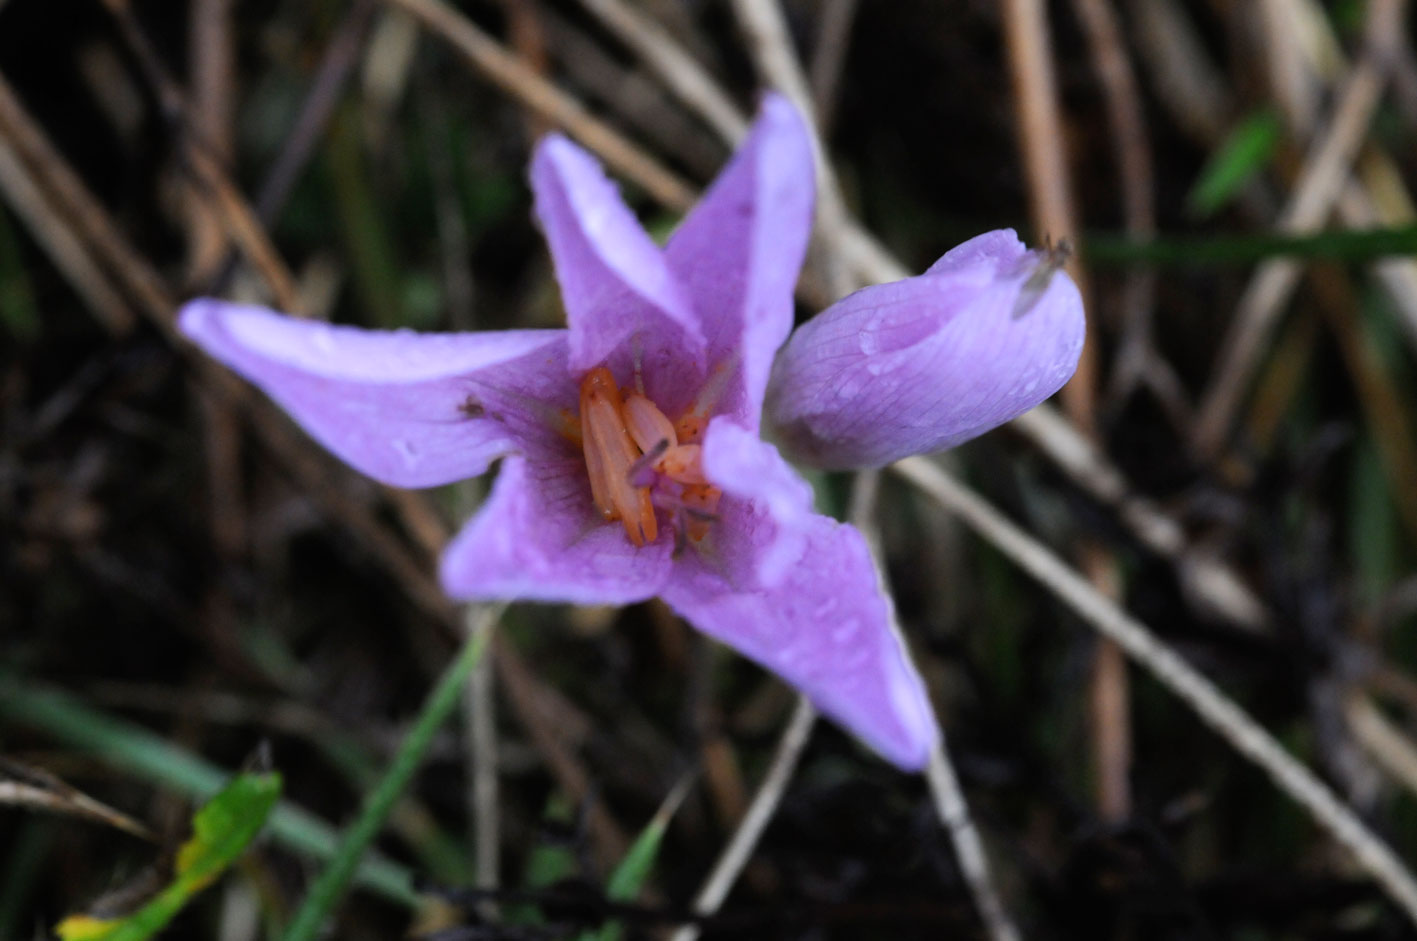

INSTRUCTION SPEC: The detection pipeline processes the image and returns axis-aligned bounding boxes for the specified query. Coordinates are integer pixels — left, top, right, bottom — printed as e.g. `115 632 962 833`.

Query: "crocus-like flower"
178 95 940 769
767 231 1085 469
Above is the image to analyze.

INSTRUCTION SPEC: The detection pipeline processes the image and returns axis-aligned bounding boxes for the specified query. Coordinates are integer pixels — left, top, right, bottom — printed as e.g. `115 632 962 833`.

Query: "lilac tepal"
177 94 939 770
766 230 1085 469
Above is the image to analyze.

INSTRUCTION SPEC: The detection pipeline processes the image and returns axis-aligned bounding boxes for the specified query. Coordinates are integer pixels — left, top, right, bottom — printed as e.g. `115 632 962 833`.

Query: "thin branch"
668 695 817 941
1347 695 1417 801
1193 0 1406 457
892 456 1417 925
1005 0 1134 824
730 0 856 298
925 745 1020 941
572 0 748 143
379 0 697 211
807 0 858 137
463 604 501 896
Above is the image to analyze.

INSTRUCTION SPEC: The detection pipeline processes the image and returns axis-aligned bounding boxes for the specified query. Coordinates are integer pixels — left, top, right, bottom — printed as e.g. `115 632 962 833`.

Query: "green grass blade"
281 603 502 941
1187 109 1283 218
0 677 418 906
584 774 694 941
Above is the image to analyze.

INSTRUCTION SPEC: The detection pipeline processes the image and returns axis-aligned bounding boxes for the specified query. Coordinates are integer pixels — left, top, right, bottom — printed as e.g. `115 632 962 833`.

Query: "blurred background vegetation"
3 0 1417 938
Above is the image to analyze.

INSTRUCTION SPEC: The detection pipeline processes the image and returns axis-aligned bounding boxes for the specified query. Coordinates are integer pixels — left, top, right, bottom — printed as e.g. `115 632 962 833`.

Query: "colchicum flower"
180 96 938 768
177 96 1083 772
767 230 1085 470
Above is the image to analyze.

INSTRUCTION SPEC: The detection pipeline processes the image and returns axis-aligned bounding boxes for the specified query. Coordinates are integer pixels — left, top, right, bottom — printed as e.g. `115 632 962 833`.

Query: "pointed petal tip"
755 89 806 131
176 297 257 345
529 122 705 380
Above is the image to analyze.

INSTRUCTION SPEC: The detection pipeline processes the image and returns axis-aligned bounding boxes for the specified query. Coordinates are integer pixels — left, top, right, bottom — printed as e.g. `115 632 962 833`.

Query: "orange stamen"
579 367 658 546
682 484 721 542
655 444 708 485
622 393 677 455
674 412 707 445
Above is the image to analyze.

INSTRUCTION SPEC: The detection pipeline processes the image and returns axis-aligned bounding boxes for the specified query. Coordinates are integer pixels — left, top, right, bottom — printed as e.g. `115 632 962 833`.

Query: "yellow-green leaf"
55 771 281 941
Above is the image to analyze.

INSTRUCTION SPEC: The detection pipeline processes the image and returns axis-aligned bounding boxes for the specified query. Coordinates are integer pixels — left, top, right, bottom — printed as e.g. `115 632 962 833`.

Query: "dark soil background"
3 0 1417 939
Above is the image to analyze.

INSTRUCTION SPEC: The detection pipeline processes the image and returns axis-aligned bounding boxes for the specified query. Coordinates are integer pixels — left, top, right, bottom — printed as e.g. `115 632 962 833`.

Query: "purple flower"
178 95 938 770
766 230 1085 469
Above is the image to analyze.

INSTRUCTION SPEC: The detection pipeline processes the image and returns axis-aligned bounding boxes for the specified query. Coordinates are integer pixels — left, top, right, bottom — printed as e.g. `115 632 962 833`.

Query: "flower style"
767 231 1085 469
178 95 940 769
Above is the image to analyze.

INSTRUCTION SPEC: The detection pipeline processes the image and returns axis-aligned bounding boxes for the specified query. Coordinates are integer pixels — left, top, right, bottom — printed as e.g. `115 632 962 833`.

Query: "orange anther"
655 444 708 485
682 484 721 542
579 367 658 546
674 412 707 445
622 393 677 455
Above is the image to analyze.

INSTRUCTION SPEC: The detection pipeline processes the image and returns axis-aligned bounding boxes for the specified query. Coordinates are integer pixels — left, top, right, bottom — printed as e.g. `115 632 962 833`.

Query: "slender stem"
466 611 501 893
669 695 817 941
925 743 1020 941
283 604 503 941
892 457 1417 925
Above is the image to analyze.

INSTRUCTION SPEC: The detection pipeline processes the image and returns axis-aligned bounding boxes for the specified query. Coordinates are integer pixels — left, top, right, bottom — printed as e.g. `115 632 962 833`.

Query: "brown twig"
1192 0 1407 458
0 133 133 334
381 0 697 211
807 0 858 138
1004 0 1132 823
730 0 855 299
95 0 300 311
893 456 1417 925
572 0 748 144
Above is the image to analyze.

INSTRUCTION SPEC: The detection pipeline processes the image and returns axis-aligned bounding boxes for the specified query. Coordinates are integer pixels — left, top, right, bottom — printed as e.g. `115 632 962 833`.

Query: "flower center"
577 366 721 548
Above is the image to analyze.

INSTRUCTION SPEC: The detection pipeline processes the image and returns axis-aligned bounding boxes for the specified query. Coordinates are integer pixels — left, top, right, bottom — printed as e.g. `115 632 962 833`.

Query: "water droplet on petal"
393 439 418 467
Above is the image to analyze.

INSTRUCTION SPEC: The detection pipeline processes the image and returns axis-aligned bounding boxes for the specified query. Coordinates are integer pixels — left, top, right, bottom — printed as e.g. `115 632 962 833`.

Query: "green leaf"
55 771 282 941
583 775 693 941
1187 109 1283 218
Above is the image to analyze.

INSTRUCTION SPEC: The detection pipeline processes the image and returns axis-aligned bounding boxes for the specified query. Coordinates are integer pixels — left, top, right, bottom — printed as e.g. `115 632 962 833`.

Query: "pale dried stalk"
925 746 1020 941
1005 0 1134 824
0 135 133 333
185 0 236 281
380 0 696 211
893 456 1417 925
0 71 171 331
96 0 300 310
1193 0 1406 457
730 0 855 298
1347 696 1417 800
807 0 858 136
668 696 817 941
1013 407 1269 631
463 603 500 893
572 0 748 143
1126 0 1230 143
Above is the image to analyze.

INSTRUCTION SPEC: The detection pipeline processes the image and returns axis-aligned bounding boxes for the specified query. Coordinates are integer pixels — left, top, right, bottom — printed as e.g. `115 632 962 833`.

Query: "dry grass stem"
806 0 858 137
925 744 1021 941
893 456 1417 925
380 0 697 211
1193 0 1407 457
573 0 748 144
730 0 855 298
1347 696 1417 801
669 695 817 941
0 134 133 333
463 604 501 894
